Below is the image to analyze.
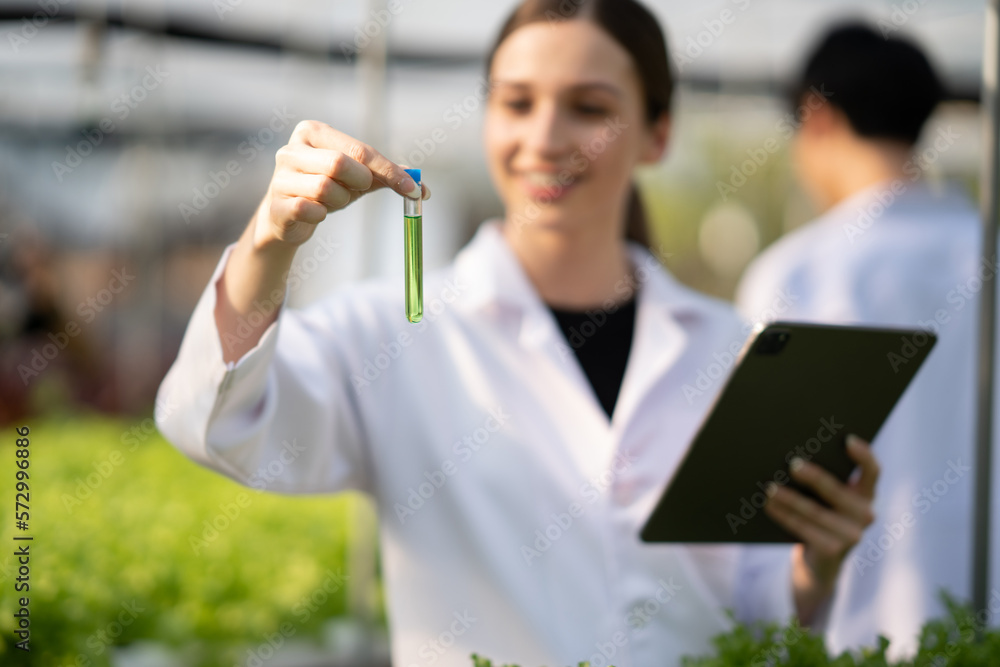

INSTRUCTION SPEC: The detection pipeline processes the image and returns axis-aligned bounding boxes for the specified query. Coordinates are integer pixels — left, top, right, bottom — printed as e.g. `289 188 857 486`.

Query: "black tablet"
640 321 937 543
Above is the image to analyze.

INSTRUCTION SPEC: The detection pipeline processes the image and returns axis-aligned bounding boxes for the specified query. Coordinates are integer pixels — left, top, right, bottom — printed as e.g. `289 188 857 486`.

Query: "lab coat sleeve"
155 243 373 496
733 545 797 625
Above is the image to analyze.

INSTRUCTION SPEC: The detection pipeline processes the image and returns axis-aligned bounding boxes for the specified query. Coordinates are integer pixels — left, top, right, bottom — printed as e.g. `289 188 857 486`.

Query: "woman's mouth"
519 171 579 201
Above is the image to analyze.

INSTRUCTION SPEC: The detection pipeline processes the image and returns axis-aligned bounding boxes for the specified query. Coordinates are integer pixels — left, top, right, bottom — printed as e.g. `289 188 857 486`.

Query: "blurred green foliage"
639 118 799 301
0 414 381 667
679 596 1000 666
471 595 1000 667
5 415 996 667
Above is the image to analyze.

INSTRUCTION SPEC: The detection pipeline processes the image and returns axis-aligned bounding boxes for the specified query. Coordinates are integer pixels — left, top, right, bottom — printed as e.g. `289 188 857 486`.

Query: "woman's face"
484 20 668 237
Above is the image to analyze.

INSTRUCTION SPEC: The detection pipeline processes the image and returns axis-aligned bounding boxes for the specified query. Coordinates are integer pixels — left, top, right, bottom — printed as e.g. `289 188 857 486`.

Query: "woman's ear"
639 112 671 164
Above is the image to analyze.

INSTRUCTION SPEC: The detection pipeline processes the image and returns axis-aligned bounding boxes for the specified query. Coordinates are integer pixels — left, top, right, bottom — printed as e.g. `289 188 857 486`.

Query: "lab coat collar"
452 219 716 434
453 219 709 322
451 219 554 345
617 237 718 433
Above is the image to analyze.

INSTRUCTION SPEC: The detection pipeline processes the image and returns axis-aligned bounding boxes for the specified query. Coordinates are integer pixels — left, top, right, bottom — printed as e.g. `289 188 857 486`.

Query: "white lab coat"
157 219 795 667
735 181 1000 659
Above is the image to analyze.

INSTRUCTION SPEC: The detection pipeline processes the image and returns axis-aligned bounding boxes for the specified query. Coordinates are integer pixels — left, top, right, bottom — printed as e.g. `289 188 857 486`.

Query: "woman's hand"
253 120 430 249
215 121 430 363
763 434 879 626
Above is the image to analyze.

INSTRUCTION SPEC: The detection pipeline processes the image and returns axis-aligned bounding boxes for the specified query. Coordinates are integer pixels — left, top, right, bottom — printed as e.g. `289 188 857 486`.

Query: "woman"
157 1 878 665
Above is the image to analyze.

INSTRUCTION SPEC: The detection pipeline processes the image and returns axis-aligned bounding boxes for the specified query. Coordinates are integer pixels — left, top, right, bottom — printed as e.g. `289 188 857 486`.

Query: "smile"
519 170 579 201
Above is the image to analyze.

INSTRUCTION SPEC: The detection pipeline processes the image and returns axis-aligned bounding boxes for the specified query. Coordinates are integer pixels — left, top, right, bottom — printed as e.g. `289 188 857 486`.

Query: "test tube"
403 168 423 323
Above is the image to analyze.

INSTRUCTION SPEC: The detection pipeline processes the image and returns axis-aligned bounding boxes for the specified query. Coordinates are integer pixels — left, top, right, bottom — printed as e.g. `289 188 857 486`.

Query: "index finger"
294 121 421 199
845 434 879 499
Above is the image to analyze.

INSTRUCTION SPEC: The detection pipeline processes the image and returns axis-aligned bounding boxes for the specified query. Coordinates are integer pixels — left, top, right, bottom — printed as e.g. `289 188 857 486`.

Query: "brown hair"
485 0 675 251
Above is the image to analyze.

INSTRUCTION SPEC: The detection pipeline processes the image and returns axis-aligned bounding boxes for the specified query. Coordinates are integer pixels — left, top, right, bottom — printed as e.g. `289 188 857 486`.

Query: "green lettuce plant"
470 594 1000 667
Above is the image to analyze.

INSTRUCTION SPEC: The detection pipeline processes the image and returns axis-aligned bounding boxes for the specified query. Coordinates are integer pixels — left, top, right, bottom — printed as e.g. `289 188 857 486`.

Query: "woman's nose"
522 102 572 158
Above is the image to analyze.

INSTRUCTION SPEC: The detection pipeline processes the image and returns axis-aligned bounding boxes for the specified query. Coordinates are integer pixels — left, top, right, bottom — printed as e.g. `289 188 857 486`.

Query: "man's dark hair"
790 22 945 145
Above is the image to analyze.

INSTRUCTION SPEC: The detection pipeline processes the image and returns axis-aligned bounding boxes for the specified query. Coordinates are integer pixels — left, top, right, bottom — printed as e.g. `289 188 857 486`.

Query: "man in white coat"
735 22 998 658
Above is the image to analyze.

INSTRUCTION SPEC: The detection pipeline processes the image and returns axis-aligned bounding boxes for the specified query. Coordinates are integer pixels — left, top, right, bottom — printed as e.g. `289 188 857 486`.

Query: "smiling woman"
485 0 673 260
155 1 879 665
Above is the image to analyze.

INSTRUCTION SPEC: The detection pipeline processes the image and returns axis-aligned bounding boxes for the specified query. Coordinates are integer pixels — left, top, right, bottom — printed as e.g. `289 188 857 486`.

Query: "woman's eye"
504 99 531 112
576 105 608 116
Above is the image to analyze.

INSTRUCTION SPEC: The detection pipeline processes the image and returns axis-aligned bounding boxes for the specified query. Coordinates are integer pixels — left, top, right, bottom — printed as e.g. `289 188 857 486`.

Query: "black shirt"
548 296 637 419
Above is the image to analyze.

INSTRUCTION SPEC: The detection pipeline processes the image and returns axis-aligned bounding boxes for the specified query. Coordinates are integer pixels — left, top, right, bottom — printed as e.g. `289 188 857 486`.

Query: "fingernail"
765 482 778 497
847 434 864 449
789 457 805 472
422 183 432 201
404 180 421 200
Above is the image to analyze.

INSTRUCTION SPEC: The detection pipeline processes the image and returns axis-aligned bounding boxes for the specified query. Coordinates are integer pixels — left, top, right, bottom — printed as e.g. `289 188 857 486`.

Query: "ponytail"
624 182 653 252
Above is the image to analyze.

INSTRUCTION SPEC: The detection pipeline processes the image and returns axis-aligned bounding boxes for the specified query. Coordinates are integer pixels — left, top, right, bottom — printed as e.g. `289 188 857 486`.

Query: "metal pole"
359 0 389 278
973 0 1000 617
347 1 388 661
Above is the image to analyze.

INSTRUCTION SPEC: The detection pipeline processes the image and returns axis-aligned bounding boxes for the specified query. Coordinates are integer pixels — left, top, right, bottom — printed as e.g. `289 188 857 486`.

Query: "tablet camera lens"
755 328 791 355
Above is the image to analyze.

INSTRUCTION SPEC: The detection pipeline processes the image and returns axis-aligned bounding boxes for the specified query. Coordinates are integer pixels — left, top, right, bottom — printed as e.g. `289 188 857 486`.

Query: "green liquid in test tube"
403 168 423 323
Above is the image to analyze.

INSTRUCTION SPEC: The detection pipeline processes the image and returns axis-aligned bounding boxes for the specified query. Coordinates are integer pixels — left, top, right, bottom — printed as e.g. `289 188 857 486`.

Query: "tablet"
640 321 937 543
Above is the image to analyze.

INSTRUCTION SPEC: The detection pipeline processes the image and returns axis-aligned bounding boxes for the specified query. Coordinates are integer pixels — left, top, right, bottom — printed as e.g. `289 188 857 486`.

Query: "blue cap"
404 168 421 184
